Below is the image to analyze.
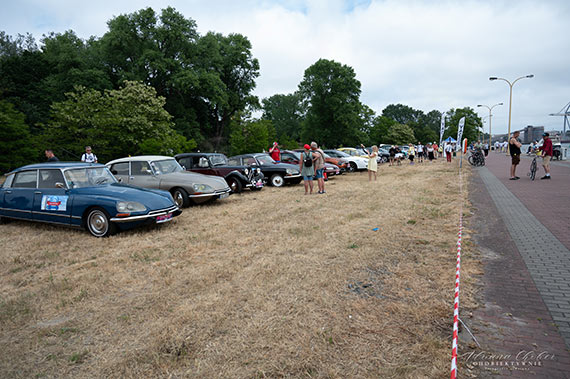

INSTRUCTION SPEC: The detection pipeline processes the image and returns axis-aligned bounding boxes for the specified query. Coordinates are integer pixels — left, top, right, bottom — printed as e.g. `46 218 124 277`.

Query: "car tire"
226 177 243 193
86 207 115 238
171 187 190 208
270 174 284 187
348 162 357 172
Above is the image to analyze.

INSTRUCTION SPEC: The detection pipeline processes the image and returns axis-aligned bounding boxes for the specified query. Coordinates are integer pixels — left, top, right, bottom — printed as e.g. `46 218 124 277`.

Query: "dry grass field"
0 161 482 378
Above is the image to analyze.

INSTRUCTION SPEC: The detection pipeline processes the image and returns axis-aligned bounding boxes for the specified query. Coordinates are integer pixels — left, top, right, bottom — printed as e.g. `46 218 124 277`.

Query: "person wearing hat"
538 132 553 179
269 142 281 162
299 144 315 194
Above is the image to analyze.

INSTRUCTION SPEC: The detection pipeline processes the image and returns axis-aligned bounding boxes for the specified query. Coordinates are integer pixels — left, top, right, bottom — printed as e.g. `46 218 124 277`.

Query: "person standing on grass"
427 143 435 162
408 143 415 164
389 145 396 166
269 141 281 162
45 149 59 162
81 146 97 163
445 143 453 162
361 144 378 181
300 144 314 194
509 131 522 180
416 142 424 163
538 132 553 180
311 142 326 194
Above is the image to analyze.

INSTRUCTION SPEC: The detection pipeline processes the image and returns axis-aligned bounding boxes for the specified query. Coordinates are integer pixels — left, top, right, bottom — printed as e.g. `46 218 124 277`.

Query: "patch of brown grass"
0 161 481 378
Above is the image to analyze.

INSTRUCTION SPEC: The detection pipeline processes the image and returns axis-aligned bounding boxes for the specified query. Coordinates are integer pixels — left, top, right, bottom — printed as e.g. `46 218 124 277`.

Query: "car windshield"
289 151 301 159
355 149 366 155
151 159 183 174
209 154 228 166
64 167 117 188
256 155 275 165
333 150 350 158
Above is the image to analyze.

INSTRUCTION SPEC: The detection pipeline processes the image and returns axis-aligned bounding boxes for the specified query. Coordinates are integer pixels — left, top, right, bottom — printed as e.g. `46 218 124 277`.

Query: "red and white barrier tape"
450 167 464 379
450 216 463 379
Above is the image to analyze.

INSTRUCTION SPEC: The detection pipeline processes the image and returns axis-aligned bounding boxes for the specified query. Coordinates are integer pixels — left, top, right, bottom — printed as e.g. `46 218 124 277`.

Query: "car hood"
264 162 299 170
71 184 175 210
160 171 229 190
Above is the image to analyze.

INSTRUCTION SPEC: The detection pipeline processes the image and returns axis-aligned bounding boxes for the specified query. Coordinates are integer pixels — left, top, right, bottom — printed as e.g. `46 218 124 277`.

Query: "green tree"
0 100 38 172
45 81 195 162
229 119 273 155
369 116 396 145
444 107 482 143
298 59 362 147
262 93 303 141
386 123 416 145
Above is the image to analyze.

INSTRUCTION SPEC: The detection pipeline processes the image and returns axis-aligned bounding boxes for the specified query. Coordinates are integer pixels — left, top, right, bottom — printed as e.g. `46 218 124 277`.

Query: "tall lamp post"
489 75 534 155
477 102 503 151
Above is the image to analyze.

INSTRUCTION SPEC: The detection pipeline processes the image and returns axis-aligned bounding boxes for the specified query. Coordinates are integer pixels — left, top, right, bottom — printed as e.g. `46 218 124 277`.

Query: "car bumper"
110 205 181 223
189 188 232 199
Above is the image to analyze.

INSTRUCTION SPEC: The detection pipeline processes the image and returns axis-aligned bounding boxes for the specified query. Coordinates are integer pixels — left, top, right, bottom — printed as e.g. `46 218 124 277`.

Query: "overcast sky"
2 0 569 134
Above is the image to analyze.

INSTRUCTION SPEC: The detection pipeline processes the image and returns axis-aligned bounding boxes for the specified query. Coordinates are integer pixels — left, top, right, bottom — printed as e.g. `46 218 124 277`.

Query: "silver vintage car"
106 156 231 207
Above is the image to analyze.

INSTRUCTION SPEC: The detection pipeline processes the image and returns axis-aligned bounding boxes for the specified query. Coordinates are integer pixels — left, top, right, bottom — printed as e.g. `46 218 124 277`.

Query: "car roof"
107 155 174 164
8 162 104 174
175 152 225 158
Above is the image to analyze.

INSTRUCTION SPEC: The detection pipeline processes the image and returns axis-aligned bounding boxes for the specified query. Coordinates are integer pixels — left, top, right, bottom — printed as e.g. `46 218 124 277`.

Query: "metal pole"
506 83 513 156
488 109 492 152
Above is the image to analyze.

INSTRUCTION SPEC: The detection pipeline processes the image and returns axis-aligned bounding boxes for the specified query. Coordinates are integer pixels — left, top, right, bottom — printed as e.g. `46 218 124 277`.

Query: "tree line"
0 6 482 173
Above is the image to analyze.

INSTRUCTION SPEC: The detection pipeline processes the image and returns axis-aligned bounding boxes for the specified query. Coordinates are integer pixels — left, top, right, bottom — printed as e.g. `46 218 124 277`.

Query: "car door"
190 156 216 176
129 160 160 189
32 169 72 225
109 162 130 183
2 170 37 220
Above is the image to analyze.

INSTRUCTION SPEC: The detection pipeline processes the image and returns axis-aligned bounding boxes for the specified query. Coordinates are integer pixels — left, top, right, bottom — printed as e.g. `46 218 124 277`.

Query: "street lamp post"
477 102 503 152
489 75 534 155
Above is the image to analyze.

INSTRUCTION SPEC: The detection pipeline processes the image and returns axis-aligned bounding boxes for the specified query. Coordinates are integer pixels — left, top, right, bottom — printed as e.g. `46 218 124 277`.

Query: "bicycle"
527 150 541 180
468 149 485 166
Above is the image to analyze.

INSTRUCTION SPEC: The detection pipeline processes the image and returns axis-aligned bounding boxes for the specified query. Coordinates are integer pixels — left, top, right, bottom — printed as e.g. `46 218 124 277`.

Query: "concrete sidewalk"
466 153 570 378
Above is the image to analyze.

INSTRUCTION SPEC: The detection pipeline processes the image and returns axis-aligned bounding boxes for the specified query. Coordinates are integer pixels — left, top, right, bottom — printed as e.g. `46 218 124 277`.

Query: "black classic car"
175 153 264 193
227 153 302 187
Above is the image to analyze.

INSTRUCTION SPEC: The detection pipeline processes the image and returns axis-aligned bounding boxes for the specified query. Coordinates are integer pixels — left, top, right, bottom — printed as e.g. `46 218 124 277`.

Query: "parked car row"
0 147 372 238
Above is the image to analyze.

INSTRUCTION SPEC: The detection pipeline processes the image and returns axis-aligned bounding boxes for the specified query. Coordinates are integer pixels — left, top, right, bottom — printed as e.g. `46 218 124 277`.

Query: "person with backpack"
300 144 315 194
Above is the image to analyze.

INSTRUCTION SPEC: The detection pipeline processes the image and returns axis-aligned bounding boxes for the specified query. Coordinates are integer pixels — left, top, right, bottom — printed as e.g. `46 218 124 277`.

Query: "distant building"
523 125 544 143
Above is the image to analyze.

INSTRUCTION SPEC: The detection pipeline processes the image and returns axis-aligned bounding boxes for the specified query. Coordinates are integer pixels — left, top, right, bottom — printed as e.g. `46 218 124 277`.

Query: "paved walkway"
467 153 570 377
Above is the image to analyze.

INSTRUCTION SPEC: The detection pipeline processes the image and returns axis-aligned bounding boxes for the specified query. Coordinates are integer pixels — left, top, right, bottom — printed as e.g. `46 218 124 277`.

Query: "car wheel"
86 208 115 238
171 187 190 208
227 177 243 193
270 174 284 187
348 162 357 172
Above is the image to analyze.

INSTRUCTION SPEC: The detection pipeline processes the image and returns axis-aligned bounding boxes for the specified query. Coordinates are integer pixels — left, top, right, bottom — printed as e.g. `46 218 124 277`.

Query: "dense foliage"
0 7 481 173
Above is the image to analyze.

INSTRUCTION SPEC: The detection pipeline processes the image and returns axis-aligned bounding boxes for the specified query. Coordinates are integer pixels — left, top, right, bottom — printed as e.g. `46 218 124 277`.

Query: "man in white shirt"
81 146 98 163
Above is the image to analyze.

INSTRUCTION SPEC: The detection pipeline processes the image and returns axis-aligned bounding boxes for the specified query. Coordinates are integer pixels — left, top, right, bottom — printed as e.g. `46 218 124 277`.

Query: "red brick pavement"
483 152 570 250
467 167 570 378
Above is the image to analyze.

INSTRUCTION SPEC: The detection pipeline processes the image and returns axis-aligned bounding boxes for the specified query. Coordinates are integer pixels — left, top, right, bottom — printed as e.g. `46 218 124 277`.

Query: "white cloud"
1 0 569 133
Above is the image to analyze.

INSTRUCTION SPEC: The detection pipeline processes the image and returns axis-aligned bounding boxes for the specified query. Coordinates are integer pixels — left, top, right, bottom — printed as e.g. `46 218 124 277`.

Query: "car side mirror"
55 182 65 189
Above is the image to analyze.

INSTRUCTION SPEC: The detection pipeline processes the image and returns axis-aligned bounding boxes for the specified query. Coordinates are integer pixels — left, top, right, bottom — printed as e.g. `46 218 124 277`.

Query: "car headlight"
244 168 250 175
255 168 261 174
192 183 214 193
286 168 299 175
116 201 147 213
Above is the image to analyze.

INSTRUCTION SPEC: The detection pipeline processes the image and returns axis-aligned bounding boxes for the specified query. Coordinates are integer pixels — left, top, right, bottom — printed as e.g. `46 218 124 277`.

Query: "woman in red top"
269 142 281 162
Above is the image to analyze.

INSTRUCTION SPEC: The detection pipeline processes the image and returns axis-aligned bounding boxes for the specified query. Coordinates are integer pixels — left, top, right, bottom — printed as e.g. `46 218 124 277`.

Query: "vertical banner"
456 117 465 151
439 112 446 147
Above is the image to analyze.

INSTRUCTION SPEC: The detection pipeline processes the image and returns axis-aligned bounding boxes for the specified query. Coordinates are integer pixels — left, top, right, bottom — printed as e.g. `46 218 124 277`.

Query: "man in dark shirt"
538 133 553 179
509 131 522 180
45 149 59 162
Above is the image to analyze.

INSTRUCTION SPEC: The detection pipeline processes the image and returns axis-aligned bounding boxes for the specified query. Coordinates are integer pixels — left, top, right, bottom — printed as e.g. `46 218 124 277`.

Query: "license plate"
219 192 229 199
156 213 173 223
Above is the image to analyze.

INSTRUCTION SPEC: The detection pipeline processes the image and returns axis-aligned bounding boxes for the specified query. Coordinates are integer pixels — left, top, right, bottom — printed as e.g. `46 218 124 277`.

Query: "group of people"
509 131 553 180
44 146 98 163
405 142 440 164
299 142 327 194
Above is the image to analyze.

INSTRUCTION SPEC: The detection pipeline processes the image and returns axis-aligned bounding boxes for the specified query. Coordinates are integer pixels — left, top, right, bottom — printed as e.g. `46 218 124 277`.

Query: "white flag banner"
439 113 446 146
457 117 465 150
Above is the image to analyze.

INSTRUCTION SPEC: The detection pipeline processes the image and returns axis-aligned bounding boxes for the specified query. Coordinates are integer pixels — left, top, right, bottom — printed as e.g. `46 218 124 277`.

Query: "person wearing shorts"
311 142 326 194
509 131 522 180
538 132 552 179
300 144 314 194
